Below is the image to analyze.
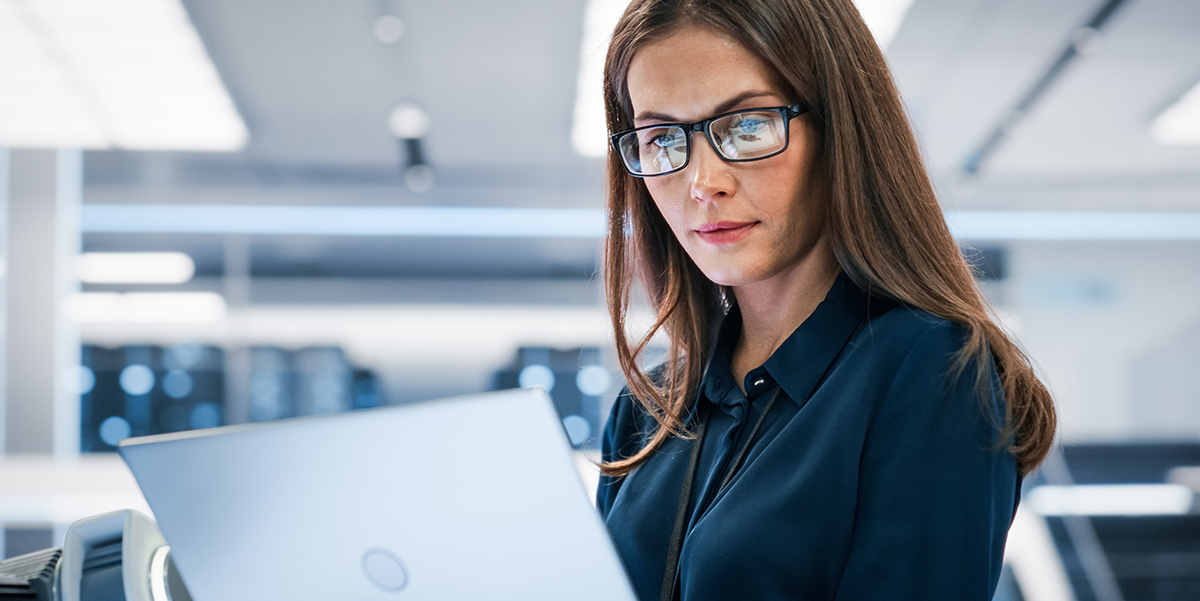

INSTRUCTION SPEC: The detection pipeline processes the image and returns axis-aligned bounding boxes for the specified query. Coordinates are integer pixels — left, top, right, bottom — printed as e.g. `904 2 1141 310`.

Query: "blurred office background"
1 0 1199 598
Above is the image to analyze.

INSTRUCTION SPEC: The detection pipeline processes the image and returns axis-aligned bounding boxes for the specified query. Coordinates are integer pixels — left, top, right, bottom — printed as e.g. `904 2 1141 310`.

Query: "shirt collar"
701 309 742 406
703 271 895 409
765 271 895 407
701 309 774 397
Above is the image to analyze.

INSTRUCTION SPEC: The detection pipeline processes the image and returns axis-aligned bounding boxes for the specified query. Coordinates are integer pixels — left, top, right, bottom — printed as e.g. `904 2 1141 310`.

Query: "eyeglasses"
611 103 808 177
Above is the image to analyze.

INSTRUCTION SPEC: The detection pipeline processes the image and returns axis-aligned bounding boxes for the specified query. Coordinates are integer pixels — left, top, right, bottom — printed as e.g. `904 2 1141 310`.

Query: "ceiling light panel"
0 0 107 147
853 0 918 50
0 0 247 150
570 0 628 158
1152 80 1200 145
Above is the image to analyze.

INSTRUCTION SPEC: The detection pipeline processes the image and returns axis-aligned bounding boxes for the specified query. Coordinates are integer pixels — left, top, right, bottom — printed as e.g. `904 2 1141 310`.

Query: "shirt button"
752 378 766 388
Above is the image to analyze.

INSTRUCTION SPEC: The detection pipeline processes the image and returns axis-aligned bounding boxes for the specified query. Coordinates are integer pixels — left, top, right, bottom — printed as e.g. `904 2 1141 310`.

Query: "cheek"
644 181 688 234
772 146 825 223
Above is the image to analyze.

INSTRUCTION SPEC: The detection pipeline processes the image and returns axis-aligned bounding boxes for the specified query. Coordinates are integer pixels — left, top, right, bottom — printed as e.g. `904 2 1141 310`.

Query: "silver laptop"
119 388 635 600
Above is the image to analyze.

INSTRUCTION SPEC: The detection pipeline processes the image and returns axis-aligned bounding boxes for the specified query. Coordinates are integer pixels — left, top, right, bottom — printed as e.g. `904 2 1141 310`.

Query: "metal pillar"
0 148 7 456
4 148 82 456
222 234 252 425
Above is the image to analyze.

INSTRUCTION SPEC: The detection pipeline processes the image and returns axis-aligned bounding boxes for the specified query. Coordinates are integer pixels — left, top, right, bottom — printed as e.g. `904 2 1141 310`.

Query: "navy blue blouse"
597 273 1019 601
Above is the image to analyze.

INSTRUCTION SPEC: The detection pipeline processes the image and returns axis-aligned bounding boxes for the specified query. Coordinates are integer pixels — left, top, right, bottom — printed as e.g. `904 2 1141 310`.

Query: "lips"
695 221 757 244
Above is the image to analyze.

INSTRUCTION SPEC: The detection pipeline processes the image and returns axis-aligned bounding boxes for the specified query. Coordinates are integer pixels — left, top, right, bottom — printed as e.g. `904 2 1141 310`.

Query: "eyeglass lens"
616 109 789 176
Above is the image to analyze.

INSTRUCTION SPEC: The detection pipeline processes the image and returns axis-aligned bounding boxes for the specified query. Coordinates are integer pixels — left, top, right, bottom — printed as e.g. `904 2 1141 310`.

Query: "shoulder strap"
658 387 782 601
660 401 709 601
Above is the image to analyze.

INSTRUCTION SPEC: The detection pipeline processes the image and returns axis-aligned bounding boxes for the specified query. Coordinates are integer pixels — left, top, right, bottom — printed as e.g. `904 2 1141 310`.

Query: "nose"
687 132 735 203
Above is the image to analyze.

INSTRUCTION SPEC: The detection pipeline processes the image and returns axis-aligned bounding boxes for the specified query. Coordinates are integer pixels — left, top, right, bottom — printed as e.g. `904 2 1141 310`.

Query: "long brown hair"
601 0 1056 477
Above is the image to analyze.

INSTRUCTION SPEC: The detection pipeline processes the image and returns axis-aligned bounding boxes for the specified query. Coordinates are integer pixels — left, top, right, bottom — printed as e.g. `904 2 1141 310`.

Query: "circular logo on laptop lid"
362 549 409 593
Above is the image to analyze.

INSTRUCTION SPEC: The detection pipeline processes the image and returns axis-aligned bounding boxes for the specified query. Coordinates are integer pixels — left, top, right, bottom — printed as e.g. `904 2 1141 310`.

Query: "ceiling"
79 0 1200 291
890 0 1200 210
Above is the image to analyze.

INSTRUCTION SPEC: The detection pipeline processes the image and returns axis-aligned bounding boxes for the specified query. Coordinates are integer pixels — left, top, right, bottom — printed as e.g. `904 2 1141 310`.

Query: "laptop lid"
119 388 635 600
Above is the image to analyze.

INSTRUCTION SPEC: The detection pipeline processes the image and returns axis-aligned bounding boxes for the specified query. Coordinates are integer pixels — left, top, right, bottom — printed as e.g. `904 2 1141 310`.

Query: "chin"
696 265 760 288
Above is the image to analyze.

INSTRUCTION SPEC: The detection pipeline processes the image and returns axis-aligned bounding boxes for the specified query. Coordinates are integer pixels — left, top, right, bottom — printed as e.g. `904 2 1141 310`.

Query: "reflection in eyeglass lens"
637 126 687 173
715 112 783 159
617 110 788 174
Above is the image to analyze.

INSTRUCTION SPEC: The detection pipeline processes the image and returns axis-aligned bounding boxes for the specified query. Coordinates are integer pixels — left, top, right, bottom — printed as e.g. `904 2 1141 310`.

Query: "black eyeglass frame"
610 102 809 178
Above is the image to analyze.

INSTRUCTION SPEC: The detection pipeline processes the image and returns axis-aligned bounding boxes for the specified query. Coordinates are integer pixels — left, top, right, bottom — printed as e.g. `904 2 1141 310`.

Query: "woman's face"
626 26 829 291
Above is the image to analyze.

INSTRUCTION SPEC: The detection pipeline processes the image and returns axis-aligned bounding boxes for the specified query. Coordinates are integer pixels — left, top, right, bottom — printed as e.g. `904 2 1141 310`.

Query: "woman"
595 0 1057 600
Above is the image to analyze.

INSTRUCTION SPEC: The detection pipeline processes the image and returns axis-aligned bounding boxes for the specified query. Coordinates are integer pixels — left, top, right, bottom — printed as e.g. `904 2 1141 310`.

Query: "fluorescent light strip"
946 211 1200 240
82 205 1200 241
1152 79 1200 145
1004 506 1076 601
64 292 226 323
1027 484 1194 516
82 205 608 238
0 0 247 150
76 252 195 284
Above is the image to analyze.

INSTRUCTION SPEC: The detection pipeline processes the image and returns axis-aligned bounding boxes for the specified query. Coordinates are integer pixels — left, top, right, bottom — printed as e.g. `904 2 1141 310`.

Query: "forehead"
626 26 783 120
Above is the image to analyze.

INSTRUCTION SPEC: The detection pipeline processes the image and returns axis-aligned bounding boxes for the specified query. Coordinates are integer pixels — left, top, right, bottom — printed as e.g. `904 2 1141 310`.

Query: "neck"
729 238 840 390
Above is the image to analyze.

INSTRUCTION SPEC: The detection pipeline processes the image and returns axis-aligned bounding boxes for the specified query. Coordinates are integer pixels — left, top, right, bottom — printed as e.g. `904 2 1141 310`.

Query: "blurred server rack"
80 344 385 452
493 346 612 450
80 344 226 452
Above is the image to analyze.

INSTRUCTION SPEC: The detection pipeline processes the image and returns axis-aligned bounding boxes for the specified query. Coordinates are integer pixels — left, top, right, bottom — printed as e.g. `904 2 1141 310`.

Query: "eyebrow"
633 90 780 123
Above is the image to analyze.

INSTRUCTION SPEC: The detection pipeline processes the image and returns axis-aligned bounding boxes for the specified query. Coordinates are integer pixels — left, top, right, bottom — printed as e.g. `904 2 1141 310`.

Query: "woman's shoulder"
857 302 971 362
852 304 1012 462
849 302 1003 419
838 303 993 408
